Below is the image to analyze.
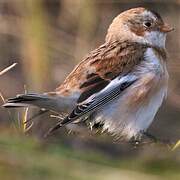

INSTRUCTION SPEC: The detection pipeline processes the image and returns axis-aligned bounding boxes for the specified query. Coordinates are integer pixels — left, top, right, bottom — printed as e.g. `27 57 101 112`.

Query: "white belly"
93 83 167 140
93 48 168 140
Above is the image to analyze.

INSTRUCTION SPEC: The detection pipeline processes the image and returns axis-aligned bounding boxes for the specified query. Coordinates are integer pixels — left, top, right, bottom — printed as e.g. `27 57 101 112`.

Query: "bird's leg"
142 131 173 145
129 135 142 147
142 131 158 142
130 131 165 147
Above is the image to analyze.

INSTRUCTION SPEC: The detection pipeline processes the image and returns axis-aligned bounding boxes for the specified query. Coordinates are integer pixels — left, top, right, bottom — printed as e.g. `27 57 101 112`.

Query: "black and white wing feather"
46 75 138 135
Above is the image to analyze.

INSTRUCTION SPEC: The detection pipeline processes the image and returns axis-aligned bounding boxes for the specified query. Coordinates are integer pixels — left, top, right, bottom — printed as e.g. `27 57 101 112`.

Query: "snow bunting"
3 7 173 140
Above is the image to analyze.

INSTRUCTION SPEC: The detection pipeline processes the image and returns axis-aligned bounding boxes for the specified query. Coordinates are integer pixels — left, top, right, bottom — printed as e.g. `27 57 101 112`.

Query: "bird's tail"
2 93 75 113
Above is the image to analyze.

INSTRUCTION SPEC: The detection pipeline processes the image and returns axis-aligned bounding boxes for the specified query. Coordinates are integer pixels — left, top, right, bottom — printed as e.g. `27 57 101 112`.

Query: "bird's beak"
160 23 174 33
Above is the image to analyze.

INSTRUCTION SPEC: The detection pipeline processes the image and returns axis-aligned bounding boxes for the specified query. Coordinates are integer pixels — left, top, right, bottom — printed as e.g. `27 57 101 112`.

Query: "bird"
3 7 173 141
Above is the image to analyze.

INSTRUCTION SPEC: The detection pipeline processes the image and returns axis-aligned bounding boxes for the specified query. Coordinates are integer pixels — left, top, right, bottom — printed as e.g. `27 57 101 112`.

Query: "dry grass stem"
22 107 34 133
0 92 5 103
172 140 180 151
0 63 17 76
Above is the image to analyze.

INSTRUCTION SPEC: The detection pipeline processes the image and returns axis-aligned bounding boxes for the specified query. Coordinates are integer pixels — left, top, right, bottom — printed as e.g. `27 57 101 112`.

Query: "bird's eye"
143 21 152 28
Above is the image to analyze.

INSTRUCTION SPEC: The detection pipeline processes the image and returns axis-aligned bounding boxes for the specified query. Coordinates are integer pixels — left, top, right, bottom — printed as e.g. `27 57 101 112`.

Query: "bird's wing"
46 41 148 135
55 41 147 103
46 75 138 135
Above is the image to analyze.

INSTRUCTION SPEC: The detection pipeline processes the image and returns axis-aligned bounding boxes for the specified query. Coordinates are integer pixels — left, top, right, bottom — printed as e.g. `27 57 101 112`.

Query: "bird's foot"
142 131 173 146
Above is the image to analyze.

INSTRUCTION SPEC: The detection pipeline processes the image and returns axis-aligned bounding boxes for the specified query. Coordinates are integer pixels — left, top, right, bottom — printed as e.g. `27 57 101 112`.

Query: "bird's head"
106 7 174 48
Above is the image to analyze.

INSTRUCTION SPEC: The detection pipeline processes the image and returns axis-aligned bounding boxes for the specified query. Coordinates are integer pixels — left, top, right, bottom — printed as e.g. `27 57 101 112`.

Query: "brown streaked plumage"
3 7 173 141
56 41 147 103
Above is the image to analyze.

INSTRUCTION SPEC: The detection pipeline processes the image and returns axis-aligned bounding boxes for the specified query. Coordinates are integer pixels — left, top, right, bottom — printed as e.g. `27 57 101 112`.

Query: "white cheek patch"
144 31 166 48
138 10 166 48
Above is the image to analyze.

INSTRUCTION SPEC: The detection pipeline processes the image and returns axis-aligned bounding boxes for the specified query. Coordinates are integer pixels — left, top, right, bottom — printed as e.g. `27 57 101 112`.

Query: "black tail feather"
2 93 49 108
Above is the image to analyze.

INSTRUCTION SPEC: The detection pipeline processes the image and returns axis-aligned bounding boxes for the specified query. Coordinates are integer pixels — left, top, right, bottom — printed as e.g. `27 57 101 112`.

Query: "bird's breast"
92 48 169 140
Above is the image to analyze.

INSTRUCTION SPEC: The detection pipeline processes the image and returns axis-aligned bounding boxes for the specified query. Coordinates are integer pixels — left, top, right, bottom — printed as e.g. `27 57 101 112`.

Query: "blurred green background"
0 0 179 179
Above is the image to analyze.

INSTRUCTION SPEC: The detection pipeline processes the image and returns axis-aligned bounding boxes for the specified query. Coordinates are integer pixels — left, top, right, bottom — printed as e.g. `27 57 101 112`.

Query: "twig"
0 92 5 103
0 63 18 132
0 63 17 76
172 140 180 151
